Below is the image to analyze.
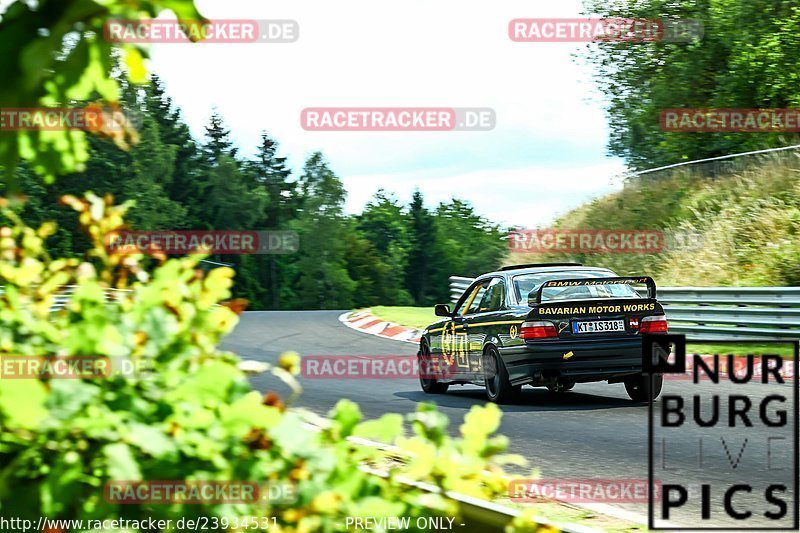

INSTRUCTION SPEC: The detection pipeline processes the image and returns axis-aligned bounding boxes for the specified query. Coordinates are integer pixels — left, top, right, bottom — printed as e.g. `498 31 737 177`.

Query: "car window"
477 278 505 312
455 279 489 316
465 285 488 314
512 270 640 304
547 283 634 301
453 283 476 316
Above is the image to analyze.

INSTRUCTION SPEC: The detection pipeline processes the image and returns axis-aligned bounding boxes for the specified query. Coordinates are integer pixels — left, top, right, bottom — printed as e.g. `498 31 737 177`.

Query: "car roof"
479 265 616 279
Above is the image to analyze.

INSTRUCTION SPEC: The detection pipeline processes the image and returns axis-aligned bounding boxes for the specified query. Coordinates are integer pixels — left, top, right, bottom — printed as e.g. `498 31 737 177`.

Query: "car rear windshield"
513 270 641 305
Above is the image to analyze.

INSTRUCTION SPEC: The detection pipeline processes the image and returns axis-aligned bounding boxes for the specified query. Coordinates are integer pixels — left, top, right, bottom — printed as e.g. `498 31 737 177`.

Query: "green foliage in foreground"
0 194 552 532
508 156 800 287
0 0 206 188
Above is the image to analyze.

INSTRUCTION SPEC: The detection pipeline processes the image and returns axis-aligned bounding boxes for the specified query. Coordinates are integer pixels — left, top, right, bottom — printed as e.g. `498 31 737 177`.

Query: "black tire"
625 374 663 402
418 342 448 394
483 345 521 404
546 381 575 393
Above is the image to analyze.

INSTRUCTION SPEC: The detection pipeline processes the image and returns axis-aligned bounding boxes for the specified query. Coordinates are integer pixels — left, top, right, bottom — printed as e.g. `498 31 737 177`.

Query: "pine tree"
252 132 295 225
197 111 267 306
205 156 267 230
123 113 187 229
203 109 238 166
291 152 355 309
405 190 438 305
144 76 204 226
250 132 298 308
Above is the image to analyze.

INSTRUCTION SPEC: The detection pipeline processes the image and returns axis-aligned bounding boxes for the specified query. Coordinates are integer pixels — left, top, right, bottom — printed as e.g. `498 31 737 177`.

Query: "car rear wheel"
418 342 448 394
625 374 663 402
546 381 575 393
483 346 521 404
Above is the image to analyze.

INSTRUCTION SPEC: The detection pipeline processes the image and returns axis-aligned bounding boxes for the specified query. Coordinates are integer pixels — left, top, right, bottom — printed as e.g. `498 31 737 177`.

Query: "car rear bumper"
498 336 643 386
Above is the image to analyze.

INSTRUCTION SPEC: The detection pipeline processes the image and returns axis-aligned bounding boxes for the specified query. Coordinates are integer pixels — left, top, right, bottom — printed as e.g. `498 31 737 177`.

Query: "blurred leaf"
0 379 48 429
353 413 404 443
123 48 147 84
329 399 362 439
126 423 177 459
102 442 141 481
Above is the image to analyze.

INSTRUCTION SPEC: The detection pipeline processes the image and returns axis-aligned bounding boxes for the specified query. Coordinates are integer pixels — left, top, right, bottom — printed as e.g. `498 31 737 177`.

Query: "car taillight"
640 315 668 334
520 321 558 339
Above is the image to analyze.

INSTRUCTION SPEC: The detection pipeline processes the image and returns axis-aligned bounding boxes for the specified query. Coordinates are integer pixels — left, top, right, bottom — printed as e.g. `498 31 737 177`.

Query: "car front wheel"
418 342 448 394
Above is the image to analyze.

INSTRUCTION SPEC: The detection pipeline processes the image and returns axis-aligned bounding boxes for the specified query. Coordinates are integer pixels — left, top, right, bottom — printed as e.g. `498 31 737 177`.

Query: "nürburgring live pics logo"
645 334 799 530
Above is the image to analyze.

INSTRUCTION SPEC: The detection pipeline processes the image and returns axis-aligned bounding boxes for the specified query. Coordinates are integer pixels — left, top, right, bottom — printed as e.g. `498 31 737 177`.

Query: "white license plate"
572 319 625 334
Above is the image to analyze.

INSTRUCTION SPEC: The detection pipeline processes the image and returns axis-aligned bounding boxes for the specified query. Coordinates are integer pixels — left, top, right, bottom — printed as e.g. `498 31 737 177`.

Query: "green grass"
369 306 438 329
505 157 800 287
689 343 796 358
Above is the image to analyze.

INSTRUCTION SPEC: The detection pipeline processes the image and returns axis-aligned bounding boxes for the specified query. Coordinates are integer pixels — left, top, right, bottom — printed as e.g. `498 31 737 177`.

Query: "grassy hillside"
507 155 800 286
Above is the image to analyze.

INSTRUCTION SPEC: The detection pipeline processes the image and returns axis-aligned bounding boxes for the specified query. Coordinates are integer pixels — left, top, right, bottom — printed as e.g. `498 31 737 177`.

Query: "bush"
0 194 549 532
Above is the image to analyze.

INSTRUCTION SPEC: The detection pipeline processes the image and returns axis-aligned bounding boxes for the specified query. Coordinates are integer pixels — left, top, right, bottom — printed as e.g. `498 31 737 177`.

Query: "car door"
440 279 488 373
463 277 507 375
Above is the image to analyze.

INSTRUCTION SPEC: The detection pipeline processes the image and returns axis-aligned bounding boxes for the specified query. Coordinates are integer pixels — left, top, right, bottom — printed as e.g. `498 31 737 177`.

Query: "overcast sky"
8 0 628 228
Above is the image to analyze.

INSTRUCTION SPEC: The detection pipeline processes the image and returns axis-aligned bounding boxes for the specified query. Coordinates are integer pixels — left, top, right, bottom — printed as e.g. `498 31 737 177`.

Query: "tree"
430 199 505 302
252 133 296 227
202 109 239 165
405 190 439 305
144 75 204 227
342 225 388 308
291 153 355 309
204 156 267 230
583 0 800 168
0 193 535 531
122 113 187 229
355 190 413 306
250 133 298 308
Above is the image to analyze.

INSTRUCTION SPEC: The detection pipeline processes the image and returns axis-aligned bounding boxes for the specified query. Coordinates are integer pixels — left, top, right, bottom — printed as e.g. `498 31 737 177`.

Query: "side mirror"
527 289 537 307
434 304 452 317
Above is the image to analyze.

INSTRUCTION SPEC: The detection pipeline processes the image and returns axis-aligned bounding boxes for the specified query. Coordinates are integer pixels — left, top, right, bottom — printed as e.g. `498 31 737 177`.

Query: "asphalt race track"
222 311 798 529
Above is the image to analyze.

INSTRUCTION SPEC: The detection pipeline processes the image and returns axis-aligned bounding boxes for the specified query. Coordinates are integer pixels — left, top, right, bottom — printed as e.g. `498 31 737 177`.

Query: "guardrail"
51 285 131 312
0 261 229 308
450 276 800 341
0 285 133 313
623 143 800 181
